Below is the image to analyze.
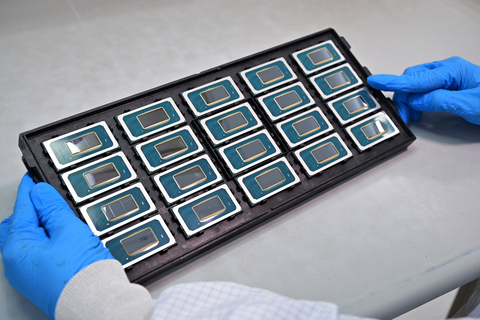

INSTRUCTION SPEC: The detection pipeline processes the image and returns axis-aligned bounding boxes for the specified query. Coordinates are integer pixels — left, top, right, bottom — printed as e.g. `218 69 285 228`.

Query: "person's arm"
367 56 480 125
0 174 154 320
56 260 154 320
151 281 375 320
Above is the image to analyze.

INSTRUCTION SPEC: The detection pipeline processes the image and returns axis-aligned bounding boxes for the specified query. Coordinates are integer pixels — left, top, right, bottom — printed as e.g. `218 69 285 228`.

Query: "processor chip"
294 133 352 177
171 185 242 237
135 126 203 173
103 216 176 268
153 155 223 204
239 58 297 95
237 158 300 205
345 112 400 152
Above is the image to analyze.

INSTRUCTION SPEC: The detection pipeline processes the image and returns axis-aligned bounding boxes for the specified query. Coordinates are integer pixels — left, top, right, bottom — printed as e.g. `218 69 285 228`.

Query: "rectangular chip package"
275 107 334 149
257 82 315 122
43 122 119 171
218 129 281 175
327 87 381 125
61 152 137 204
345 111 400 151
103 216 176 269
153 154 223 204
199 102 263 145
294 132 353 177
116 97 186 142
237 157 300 205
80 183 156 236
171 185 242 237
239 58 297 95
181 77 244 117
310 64 362 100
135 126 203 172
291 40 345 75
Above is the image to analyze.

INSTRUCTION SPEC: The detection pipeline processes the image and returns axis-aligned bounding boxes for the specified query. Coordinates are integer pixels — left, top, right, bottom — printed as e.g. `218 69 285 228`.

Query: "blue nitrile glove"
367 56 480 125
0 173 114 320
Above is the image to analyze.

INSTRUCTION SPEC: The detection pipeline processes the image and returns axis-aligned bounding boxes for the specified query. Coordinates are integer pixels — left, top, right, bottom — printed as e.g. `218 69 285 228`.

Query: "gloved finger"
392 92 422 124
408 88 480 125
410 108 423 122
0 218 12 252
367 63 431 91
367 74 399 91
368 57 480 93
392 92 411 124
403 63 431 75
9 173 40 231
30 182 84 237
367 70 445 93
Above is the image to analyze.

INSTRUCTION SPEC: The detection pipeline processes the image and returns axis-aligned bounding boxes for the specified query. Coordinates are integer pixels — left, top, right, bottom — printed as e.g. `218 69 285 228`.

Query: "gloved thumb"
408 88 480 125
30 183 81 237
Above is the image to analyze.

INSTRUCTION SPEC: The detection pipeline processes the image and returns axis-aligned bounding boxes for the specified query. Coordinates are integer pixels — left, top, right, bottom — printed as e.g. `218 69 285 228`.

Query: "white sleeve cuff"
55 259 154 320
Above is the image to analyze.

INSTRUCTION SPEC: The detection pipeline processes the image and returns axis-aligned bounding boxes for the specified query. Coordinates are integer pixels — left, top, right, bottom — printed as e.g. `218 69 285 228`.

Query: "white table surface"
1 1 480 319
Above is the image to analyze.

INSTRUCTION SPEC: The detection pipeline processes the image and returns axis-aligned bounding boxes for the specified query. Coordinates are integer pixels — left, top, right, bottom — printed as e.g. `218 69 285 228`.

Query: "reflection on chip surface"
66 132 102 155
121 227 159 256
192 196 226 222
83 163 120 188
311 142 339 164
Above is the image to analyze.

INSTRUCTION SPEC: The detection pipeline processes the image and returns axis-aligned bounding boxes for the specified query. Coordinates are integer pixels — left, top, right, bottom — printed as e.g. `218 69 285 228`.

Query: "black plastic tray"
19 28 415 284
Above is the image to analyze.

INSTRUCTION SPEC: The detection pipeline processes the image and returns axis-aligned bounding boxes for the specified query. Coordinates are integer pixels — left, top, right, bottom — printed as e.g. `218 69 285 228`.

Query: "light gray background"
1 1 480 319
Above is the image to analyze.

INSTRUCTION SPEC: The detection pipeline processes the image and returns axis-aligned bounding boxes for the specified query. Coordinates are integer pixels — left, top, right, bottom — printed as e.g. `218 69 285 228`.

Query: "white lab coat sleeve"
55 259 155 320
152 281 377 320
55 259 371 320
56 259 479 320
454 285 480 317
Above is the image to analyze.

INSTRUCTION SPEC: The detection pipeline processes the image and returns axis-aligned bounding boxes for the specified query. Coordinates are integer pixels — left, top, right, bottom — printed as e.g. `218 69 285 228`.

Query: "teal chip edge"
310 64 362 100
291 40 345 75
345 111 400 152
237 157 300 205
294 132 353 177
171 185 242 237
80 183 156 236
102 215 176 269
61 152 138 204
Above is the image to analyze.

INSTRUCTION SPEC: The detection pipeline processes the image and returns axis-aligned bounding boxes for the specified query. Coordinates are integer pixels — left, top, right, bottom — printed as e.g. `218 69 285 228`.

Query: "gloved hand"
367 56 480 125
0 173 114 320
